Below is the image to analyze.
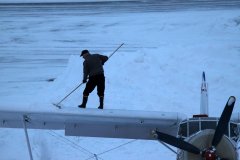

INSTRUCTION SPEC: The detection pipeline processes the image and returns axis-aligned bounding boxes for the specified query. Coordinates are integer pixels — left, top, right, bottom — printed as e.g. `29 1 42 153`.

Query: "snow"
0 0 135 3
0 2 240 160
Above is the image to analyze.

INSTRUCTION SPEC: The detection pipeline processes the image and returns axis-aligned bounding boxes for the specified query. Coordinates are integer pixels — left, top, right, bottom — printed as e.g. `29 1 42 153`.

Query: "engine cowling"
178 129 237 160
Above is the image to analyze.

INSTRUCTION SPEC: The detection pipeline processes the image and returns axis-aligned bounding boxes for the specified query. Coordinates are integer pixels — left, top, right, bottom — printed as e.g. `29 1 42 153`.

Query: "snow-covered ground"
0 2 240 160
0 0 136 3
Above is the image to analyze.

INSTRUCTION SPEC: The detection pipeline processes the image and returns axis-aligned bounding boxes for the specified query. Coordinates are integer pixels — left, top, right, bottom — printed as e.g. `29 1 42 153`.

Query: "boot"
98 97 104 109
78 96 88 108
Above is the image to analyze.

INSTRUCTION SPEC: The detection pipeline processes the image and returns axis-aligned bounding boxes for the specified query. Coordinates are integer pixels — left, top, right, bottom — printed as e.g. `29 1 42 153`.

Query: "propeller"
155 131 201 154
154 96 236 159
212 96 235 147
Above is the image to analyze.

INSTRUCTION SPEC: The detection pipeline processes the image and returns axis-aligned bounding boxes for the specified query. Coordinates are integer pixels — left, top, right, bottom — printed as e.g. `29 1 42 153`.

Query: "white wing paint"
0 106 187 140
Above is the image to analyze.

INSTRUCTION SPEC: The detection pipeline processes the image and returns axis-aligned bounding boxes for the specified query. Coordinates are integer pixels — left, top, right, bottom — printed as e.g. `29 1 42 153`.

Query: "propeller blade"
155 131 201 155
212 96 236 147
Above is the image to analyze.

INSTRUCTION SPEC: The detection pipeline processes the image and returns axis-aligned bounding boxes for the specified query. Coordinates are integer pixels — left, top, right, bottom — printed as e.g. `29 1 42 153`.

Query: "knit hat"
81 50 89 56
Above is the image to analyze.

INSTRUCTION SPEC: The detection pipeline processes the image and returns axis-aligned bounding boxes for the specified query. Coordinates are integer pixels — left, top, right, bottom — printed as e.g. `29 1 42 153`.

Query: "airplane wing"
0 106 187 140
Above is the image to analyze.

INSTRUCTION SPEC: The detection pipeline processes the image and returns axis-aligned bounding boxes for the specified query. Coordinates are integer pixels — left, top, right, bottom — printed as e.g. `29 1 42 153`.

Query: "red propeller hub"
203 149 217 160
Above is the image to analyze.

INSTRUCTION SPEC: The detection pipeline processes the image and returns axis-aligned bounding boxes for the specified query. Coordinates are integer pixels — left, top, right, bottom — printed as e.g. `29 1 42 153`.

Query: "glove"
82 79 87 83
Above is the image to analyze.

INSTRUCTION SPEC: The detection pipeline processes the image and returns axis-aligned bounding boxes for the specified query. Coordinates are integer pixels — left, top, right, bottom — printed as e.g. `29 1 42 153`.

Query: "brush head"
52 103 61 109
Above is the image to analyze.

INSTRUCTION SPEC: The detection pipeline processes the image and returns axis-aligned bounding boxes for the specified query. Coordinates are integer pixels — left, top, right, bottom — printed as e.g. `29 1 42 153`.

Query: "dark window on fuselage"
189 121 199 136
230 123 238 137
201 121 217 130
179 122 187 137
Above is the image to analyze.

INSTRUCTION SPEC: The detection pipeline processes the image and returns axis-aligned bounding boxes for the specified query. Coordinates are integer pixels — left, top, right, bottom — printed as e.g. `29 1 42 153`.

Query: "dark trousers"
83 74 105 97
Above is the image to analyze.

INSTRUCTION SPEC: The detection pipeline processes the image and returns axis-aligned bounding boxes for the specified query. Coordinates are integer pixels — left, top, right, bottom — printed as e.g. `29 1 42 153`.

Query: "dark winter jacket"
83 54 108 81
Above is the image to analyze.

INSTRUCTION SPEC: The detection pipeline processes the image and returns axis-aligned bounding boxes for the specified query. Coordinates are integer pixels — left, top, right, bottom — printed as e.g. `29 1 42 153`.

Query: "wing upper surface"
0 106 187 139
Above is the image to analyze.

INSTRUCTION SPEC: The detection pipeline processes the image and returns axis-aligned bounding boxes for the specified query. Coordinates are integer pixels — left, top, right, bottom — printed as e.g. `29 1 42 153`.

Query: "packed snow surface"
0 2 240 160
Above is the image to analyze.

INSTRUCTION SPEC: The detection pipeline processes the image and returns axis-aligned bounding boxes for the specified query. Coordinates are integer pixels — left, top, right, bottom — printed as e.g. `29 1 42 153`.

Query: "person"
78 49 108 109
